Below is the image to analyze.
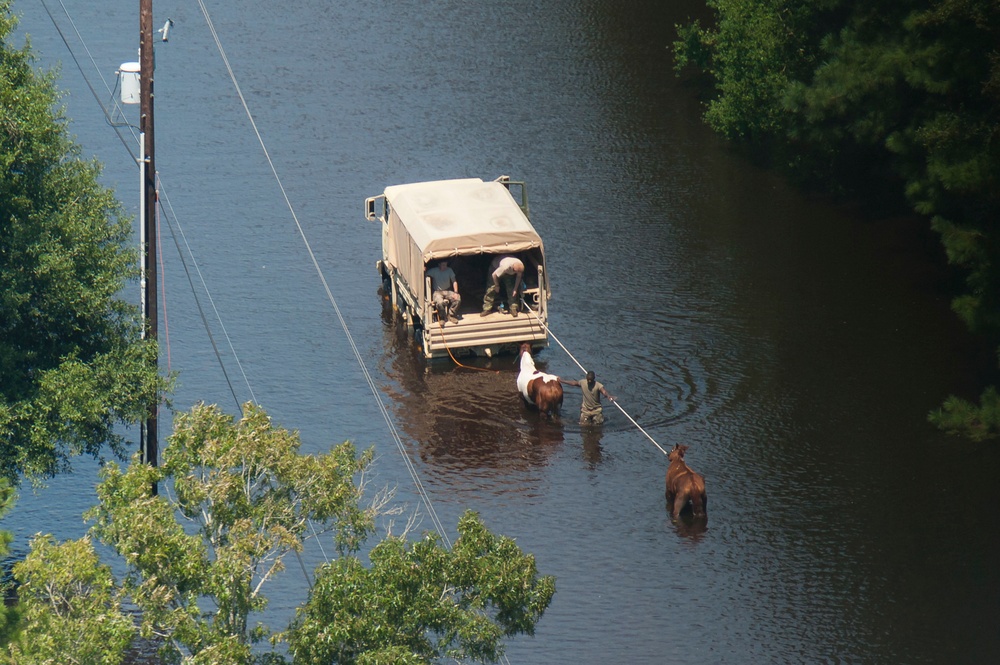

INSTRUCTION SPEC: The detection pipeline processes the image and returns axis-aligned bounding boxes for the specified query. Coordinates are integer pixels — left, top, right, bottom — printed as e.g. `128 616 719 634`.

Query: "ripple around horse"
516 342 563 419
665 444 707 520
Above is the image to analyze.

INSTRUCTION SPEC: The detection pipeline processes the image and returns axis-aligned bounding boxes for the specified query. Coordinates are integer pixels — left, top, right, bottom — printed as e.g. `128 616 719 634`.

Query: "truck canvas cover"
383 178 544 293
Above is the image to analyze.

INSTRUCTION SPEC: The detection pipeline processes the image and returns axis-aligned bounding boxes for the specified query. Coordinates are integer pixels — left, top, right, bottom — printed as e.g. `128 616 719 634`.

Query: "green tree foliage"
0 480 22 645
674 0 832 141
0 1 162 483
0 401 555 663
81 402 553 664
928 385 1000 441
87 402 375 665
286 511 556 665
1 535 134 665
675 0 1000 438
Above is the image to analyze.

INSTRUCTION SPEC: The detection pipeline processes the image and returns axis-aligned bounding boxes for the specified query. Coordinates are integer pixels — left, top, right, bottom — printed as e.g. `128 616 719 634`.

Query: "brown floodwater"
11 0 999 662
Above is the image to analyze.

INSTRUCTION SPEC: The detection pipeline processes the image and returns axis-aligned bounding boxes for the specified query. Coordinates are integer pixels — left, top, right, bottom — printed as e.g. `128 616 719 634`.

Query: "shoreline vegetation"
673 0 1000 440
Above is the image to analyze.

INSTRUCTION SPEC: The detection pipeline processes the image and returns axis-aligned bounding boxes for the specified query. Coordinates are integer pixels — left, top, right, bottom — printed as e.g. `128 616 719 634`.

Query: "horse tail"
690 490 706 517
536 380 564 418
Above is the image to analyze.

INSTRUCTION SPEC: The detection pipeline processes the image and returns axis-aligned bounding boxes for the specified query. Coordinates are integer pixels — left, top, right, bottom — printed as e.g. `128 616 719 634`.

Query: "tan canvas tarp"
383 178 544 302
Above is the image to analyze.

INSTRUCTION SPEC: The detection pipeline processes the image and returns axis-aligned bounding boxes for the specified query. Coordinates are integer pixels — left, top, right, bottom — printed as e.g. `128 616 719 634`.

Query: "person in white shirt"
481 255 524 317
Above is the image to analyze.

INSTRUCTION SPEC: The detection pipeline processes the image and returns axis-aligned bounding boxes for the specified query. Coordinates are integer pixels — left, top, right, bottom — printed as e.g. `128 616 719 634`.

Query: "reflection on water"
580 427 605 467
13 0 1000 662
378 302 565 492
670 513 709 542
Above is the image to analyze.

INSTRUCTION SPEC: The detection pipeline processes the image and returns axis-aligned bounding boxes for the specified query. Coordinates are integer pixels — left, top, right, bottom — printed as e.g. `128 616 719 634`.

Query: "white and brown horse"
516 342 563 419
665 444 707 519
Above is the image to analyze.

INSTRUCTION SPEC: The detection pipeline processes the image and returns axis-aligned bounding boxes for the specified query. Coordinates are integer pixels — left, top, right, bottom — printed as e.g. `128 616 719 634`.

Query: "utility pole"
139 0 158 480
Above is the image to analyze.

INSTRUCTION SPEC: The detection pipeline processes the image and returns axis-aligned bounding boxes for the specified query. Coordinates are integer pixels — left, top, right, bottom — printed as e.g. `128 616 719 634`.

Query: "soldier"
559 371 615 425
481 255 524 317
425 259 461 323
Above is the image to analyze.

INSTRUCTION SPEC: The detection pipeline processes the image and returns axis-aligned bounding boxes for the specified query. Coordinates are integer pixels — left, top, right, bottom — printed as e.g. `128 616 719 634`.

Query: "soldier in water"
559 371 615 425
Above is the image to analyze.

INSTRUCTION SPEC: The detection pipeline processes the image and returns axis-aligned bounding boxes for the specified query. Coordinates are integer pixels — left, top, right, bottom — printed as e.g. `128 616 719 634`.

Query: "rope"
520 299 669 456
432 315 499 372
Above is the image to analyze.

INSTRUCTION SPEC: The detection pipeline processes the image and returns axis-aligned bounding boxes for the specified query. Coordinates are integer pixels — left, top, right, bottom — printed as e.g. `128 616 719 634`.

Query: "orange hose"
435 318 499 372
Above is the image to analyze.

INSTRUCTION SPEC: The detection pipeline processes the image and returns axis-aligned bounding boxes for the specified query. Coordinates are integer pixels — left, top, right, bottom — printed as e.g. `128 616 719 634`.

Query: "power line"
38 0 258 414
42 0 140 159
194 0 451 543
157 183 258 410
39 7 558 660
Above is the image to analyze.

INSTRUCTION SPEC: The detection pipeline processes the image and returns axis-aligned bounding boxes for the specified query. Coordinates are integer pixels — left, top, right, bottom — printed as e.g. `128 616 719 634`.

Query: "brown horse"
665 444 707 519
516 342 563 419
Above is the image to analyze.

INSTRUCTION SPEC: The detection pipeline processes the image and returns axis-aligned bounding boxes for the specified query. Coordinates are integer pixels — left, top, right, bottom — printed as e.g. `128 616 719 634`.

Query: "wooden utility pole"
139 0 158 477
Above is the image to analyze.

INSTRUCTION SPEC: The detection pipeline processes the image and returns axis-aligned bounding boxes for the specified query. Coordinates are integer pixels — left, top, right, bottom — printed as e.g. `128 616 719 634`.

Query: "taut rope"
520 298 669 455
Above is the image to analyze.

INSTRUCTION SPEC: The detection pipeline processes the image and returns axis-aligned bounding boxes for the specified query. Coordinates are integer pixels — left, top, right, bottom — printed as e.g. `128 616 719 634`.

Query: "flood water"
10 1 1000 663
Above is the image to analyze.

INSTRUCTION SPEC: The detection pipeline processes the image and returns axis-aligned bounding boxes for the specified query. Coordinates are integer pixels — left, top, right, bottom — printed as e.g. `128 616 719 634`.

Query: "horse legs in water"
668 486 688 520
668 483 707 520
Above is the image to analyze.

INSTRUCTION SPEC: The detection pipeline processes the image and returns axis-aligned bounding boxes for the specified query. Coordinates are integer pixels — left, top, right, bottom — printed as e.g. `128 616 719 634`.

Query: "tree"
286 512 556 665
674 0 1000 438
0 480 21 646
87 402 375 664
1 535 134 665
928 386 1000 441
0 0 162 484
79 402 554 665
673 0 836 142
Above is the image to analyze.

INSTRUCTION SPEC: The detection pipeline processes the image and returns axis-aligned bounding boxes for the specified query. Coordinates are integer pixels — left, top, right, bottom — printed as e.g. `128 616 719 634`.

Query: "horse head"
668 444 689 463
517 342 536 371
